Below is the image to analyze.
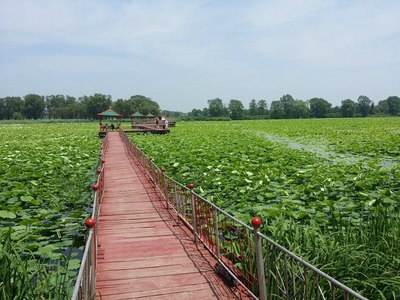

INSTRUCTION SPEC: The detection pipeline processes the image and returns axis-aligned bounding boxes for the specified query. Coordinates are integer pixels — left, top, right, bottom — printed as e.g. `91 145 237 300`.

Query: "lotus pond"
129 118 400 299
0 123 99 298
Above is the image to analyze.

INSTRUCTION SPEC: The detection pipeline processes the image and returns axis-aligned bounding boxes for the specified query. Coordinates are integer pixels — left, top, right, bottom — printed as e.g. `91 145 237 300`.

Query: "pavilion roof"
130 112 144 117
97 106 123 117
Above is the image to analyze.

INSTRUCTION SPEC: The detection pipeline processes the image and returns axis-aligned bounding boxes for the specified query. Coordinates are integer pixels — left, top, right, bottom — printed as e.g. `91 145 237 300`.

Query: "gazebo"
97 106 123 133
130 112 157 125
130 112 144 124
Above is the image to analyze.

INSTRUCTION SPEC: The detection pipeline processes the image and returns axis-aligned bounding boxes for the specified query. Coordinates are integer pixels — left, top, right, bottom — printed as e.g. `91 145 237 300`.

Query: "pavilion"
97 107 123 136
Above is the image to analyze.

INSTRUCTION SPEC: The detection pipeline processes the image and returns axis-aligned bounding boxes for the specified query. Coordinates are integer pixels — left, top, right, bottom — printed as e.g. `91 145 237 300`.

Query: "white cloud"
244 1 400 68
0 0 399 110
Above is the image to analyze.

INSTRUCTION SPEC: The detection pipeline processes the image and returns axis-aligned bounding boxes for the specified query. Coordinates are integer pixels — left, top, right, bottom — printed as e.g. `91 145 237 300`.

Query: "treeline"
0 94 160 120
184 95 400 120
1 93 399 121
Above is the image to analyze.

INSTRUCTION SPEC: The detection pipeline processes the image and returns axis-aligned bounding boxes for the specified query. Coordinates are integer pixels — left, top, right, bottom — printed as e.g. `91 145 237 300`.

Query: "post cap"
85 218 96 228
251 217 262 228
160 167 166 173
92 184 99 191
187 183 195 190
97 167 102 174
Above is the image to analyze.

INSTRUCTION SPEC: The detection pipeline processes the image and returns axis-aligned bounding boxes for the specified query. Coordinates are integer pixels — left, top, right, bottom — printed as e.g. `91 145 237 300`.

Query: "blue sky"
0 0 399 112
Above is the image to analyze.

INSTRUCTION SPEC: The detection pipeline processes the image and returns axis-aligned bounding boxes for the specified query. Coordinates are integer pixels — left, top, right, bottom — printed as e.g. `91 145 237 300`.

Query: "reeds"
0 229 75 299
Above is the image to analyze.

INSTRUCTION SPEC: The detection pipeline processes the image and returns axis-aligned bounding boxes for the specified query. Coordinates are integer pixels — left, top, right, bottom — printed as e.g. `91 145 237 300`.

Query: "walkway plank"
96 132 249 299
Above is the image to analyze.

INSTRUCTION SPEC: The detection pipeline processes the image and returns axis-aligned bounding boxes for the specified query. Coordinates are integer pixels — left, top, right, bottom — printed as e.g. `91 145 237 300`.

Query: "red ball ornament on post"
101 159 105 164
92 184 99 191
97 167 102 174
251 217 262 229
85 218 96 228
160 167 166 173
187 183 195 190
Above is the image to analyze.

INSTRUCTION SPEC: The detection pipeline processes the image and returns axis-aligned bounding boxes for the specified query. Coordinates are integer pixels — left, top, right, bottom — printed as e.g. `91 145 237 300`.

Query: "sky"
0 0 399 112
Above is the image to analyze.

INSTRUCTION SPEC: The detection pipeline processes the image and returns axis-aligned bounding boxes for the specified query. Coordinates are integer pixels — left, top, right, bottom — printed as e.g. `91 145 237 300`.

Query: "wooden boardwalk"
96 132 249 299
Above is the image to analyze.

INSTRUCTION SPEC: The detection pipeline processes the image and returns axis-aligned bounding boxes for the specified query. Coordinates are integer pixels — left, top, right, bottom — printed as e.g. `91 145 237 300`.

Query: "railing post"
252 217 267 300
174 181 178 211
85 217 96 298
213 207 220 258
160 168 168 209
188 183 198 242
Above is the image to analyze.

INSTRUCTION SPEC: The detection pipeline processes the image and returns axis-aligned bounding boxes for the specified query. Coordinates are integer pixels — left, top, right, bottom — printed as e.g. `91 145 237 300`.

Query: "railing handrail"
119 130 367 300
71 133 108 300
71 231 93 299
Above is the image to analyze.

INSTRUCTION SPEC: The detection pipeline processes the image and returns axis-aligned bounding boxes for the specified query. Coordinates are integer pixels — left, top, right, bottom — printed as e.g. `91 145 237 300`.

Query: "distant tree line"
1 93 399 121
184 95 400 120
0 94 160 120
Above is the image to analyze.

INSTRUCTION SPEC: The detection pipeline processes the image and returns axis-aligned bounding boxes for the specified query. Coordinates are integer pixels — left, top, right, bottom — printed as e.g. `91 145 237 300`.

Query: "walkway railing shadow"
119 131 367 300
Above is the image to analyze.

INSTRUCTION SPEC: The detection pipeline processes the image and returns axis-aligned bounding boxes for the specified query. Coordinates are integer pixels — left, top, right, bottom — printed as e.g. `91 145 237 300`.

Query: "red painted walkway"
96 132 250 299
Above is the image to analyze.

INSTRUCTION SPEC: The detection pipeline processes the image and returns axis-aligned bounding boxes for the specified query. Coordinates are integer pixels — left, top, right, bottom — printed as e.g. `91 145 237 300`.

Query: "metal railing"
71 134 108 300
120 131 367 300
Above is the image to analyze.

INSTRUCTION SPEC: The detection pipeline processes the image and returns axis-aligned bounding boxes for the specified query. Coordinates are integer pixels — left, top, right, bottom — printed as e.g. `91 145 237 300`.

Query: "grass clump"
0 229 76 300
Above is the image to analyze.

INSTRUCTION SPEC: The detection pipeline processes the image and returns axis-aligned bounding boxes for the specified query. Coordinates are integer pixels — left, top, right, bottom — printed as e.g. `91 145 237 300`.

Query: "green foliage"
387 96 400 116
357 95 373 117
80 93 112 119
228 99 245 120
208 98 227 117
309 97 332 118
341 99 357 117
129 118 400 299
46 95 81 119
0 123 99 296
128 95 161 116
0 229 76 299
23 94 46 120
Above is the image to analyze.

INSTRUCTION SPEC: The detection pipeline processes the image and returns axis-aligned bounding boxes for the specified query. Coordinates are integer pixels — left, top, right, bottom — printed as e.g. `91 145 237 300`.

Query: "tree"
46 95 65 111
228 99 244 120
113 99 131 117
369 103 375 115
12 112 24 120
45 95 78 119
127 95 160 115
23 94 45 119
280 94 295 118
386 96 400 115
1 97 24 119
249 99 257 116
376 100 389 114
208 98 225 117
79 94 112 119
308 98 331 118
189 108 202 117
330 106 341 117
0 98 4 119
270 100 284 119
257 100 268 115
292 100 309 118
357 95 372 117
341 99 356 117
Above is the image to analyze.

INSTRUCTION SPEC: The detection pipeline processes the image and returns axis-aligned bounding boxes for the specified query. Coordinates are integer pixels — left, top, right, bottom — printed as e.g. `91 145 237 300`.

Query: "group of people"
155 116 168 129
99 123 119 131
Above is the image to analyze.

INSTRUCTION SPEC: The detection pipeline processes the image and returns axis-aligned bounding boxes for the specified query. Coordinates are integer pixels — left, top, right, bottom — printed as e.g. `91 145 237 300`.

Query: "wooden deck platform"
96 132 250 299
